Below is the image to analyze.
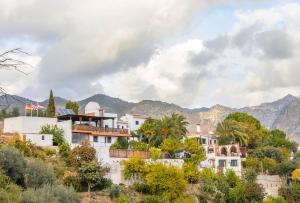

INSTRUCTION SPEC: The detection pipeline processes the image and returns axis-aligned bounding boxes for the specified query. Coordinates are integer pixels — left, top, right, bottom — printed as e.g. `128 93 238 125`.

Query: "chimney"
196 124 201 133
99 108 104 117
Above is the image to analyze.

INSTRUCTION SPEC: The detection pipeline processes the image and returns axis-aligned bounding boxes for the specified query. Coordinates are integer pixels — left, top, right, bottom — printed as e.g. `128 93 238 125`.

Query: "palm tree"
215 119 249 146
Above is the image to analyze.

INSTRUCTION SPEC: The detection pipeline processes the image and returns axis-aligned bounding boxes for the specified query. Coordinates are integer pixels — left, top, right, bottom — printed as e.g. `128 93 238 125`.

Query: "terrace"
72 124 129 136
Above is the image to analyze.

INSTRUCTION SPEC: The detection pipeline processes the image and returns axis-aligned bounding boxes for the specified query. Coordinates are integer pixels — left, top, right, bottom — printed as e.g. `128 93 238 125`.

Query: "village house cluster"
2 101 243 183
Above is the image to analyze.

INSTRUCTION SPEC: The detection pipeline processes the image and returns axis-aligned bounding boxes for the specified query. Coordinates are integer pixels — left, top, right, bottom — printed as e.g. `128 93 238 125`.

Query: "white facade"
4 116 57 134
120 114 146 132
24 133 53 147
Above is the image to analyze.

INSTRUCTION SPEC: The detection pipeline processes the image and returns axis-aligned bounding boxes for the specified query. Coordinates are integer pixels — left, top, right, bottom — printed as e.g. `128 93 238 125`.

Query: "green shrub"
63 175 82 192
110 137 129 149
149 147 162 160
0 146 26 185
140 195 166 203
21 184 81 203
160 138 183 158
109 185 120 199
25 159 56 188
0 184 22 203
45 148 56 157
129 141 148 151
114 194 130 203
182 162 200 183
133 183 151 194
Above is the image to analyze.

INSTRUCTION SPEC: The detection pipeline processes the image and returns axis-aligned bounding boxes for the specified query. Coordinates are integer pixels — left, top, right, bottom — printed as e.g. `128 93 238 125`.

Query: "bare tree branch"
0 49 32 109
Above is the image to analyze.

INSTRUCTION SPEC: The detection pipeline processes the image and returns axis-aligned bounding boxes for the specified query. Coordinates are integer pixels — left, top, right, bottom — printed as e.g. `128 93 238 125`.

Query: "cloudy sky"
0 0 300 108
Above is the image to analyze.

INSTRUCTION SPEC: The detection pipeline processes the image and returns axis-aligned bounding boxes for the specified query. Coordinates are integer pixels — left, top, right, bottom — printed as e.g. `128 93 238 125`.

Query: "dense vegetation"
0 108 19 120
2 111 300 202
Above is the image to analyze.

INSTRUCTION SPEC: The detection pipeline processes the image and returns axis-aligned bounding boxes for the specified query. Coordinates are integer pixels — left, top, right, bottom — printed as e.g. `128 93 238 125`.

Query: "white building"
188 124 243 175
120 114 146 132
3 102 130 164
3 116 57 147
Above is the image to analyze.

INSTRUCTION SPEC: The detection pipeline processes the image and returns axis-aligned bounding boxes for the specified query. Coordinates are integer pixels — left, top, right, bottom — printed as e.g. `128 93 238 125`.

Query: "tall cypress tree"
46 90 56 117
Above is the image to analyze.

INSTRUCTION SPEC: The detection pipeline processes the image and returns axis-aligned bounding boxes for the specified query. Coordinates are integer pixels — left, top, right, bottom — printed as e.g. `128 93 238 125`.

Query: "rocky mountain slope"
1 93 300 142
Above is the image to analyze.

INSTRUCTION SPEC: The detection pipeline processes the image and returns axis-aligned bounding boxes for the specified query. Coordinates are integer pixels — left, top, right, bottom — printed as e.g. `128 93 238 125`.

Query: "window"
105 125 109 128
214 140 217 144
72 133 89 144
93 136 98 142
105 137 112 143
230 160 238 167
219 160 226 167
42 135 45 140
209 140 212 145
135 120 139 125
201 138 206 144
117 125 120 128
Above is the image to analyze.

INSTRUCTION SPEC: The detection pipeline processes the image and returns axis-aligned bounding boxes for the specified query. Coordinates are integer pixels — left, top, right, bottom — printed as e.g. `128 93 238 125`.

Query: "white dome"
85 102 101 115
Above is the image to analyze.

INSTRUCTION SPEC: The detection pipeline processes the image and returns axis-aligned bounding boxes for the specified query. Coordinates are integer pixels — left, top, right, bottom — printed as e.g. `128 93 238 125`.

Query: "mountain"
2 93 300 143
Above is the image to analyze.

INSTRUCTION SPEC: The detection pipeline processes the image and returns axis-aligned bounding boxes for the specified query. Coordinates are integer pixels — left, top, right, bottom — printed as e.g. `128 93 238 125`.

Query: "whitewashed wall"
4 116 57 134
24 133 53 147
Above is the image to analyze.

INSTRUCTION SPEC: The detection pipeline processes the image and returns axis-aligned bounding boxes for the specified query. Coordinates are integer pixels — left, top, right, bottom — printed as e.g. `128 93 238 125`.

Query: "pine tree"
46 90 56 117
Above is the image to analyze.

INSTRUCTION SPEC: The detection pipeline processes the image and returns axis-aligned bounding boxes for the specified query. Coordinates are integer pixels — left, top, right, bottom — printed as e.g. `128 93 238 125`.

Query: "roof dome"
85 102 101 115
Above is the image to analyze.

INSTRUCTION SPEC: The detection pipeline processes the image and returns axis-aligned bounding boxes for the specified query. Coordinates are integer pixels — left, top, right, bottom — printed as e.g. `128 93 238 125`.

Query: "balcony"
72 124 129 136
109 149 150 159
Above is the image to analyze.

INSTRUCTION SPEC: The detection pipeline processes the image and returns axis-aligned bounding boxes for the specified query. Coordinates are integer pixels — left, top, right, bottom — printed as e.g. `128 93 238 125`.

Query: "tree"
149 147 162 161
46 90 56 117
123 155 148 181
160 138 183 158
145 163 187 201
215 112 268 147
78 162 109 199
110 137 129 149
0 146 26 185
292 169 300 181
129 140 148 151
69 143 96 168
65 100 79 114
40 124 65 146
25 159 55 189
183 138 206 164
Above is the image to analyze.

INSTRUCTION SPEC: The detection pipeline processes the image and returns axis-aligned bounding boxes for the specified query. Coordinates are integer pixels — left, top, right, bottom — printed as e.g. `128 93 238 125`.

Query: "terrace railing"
72 124 129 134
109 149 150 159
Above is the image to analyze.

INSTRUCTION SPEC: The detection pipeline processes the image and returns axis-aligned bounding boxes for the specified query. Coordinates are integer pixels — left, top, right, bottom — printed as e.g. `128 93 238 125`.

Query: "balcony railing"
72 124 129 134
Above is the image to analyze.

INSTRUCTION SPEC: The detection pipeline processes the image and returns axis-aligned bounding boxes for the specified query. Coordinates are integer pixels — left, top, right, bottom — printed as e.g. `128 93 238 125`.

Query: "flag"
25 105 33 111
31 104 39 110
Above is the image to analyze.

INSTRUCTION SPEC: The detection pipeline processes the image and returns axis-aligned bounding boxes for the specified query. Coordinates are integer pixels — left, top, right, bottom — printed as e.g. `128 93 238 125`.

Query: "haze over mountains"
1 93 300 143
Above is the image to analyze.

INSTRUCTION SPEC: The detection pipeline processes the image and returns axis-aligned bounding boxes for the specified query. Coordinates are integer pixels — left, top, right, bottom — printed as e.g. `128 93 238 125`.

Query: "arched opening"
230 146 238 155
208 147 214 154
220 147 227 156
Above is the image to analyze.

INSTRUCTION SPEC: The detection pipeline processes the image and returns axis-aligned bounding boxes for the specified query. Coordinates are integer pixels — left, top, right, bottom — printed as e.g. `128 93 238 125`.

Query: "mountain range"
1 93 300 143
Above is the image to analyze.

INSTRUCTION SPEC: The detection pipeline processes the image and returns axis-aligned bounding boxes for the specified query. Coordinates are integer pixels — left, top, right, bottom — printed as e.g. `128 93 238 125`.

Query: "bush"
263 196 287 203
25 159 56 188
110 137 129 149
45 148 56 157
114 194 130 203
0 183 22 203
129 141 148 151
149 147 162 160
140 195 166 203
58 142 71 160
182 162 200 183
0 146 26 185
145 163 187 201
244 157 261 172
133 183 151 194
160 138 183 158
63 175 82 192
21 184 81 203
69 143 96 167
109 185 120 199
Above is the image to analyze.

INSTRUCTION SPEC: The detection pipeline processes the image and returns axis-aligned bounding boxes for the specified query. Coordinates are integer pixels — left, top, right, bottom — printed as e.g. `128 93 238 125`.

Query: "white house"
3 116 57 147
120 114 146 132
188 124 243 175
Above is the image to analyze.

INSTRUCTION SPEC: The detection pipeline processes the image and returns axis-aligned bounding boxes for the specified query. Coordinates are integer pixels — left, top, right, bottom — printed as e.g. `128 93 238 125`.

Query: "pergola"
57 114 116 128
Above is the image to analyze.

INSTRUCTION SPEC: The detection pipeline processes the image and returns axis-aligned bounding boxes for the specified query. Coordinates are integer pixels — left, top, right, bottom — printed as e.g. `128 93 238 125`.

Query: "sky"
0 0 300 108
